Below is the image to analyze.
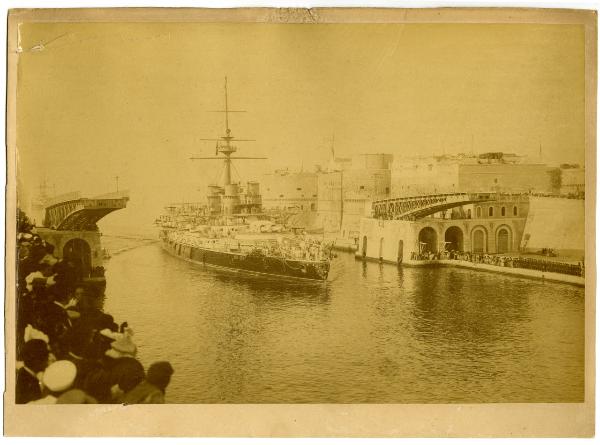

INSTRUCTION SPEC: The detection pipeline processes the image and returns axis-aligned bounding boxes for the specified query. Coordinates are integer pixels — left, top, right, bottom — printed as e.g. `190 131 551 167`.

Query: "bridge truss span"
44 197 129 231
372 192 497 221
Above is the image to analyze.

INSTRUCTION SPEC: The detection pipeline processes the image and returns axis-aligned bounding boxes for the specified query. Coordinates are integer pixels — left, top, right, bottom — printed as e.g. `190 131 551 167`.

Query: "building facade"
318 153 393 234
358 192 585 263
260 171 318 211
358 194 529 262
559 165 585 196
391 153 556 197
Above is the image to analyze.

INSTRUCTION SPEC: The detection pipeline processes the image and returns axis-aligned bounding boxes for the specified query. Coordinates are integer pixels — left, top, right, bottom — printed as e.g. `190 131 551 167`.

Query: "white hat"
99 328 121 340
105 329 137 359
42 360 77 393
25 271 46 292
24 324 49 344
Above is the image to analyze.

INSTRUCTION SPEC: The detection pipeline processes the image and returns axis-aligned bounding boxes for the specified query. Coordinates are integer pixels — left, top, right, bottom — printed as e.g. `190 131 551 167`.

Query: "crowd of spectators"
410 248 584 277
16 209 174 404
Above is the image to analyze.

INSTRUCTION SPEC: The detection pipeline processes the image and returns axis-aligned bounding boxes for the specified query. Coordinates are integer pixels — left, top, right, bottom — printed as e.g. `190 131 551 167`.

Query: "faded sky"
16 22 585 231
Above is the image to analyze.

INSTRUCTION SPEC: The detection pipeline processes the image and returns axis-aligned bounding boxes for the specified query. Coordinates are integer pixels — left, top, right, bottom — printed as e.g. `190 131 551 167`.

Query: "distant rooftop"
394 152 535 165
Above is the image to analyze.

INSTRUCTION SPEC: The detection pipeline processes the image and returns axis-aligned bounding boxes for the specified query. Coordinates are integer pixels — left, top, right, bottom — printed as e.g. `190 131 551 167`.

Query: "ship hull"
160 238 329 282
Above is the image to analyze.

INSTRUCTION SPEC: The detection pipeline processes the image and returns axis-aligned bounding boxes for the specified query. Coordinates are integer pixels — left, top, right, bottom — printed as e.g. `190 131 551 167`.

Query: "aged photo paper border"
4 7 596 437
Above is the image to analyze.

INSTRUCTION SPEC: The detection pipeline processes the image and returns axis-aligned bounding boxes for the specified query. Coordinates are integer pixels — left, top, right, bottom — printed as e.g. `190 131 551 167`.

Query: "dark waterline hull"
161 238 330 282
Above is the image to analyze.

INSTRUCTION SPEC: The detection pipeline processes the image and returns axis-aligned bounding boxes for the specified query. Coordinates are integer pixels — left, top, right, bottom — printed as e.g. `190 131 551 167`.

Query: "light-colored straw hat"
42 360 77 393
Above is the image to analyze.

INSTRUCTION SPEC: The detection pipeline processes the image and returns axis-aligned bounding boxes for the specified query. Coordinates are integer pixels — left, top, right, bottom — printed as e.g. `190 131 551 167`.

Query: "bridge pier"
358 217 526 263
35 228 103 271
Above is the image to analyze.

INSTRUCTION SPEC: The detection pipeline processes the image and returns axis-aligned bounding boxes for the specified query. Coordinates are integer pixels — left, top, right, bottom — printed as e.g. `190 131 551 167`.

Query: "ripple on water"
103 244 585 403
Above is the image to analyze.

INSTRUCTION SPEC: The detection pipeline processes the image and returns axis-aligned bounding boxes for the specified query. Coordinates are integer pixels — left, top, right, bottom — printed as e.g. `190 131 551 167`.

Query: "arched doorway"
472 228 486 253
63 238 92 279
379 237 384 261
397 240 404 264
418 227 438 254
444 226 464 252
362 236 368 258
497 227 511 253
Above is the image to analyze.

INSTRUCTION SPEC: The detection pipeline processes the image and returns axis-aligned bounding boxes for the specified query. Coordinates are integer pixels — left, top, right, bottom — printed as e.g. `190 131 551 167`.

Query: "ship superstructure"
157 78 332 282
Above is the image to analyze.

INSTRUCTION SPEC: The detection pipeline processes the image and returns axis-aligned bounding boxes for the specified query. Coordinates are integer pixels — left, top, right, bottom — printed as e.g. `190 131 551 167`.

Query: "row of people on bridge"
410 249 584 277
16 209 174 404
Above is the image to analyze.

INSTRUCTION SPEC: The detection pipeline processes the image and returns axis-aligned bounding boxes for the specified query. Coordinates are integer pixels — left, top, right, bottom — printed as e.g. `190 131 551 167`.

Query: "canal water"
102 241 584 403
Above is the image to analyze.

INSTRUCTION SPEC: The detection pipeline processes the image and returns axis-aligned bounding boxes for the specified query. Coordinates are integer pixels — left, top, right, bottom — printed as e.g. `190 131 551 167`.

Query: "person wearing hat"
17 276 49 347
83 321 118 361
29 360 77 404
121 361 174 404
73 287 108 332
16 339 49 404
105 328 137 359
24 272 46 293
107 357 145 402
36 286 73 356
19 243 47 283
80 364 112 403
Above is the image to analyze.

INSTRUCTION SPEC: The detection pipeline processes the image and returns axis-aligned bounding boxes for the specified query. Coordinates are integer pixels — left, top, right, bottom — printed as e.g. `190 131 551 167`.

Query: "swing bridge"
44 193 129 231
372 192 498 221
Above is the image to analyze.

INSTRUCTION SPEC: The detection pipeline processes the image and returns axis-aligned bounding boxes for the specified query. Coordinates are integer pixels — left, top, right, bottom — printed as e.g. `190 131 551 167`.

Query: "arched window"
513 206 518 216
472 229 485 253
497 228 510 253
467 209 472 219
488 207 494 217
501 206 506 216
476 207 481 218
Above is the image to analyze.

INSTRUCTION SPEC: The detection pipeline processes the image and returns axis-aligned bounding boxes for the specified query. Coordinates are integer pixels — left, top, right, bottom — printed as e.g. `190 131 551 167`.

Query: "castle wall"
458 164 553 193
350 153 394 170
317 168 391 233
339 199 371 241
261 171 318 211
560 167 585 196
391 157 554 197
391 161 460 197
521 196 585 258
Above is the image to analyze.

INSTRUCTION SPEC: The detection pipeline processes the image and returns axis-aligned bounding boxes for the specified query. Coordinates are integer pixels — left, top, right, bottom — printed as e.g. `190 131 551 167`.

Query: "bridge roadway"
372 192 497 221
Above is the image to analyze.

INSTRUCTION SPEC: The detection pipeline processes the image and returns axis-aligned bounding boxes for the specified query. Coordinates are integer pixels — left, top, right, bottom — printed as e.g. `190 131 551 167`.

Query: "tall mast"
222 77 233 185
191 77 266 187
224 76 229 135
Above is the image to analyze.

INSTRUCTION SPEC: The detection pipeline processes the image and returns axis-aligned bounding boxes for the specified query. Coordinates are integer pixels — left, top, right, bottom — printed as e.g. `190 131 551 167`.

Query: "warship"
157 78 332 282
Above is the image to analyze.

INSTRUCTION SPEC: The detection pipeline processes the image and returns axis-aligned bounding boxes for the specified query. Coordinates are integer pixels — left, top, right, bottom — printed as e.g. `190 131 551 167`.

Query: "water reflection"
104 244 584 403
408 268 533 345
211 273 331 308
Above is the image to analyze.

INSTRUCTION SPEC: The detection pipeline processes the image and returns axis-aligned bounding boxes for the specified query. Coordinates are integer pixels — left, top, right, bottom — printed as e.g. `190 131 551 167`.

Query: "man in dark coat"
38 286 74 358
16 339 49 404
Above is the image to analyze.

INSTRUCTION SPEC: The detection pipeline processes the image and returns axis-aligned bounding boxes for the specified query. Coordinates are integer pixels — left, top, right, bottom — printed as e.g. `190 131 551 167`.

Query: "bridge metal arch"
45 197 129 231
372 192 497 221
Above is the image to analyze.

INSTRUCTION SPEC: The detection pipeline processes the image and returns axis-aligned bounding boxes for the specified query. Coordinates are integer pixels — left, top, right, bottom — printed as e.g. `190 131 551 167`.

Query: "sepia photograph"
4 6 595 437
